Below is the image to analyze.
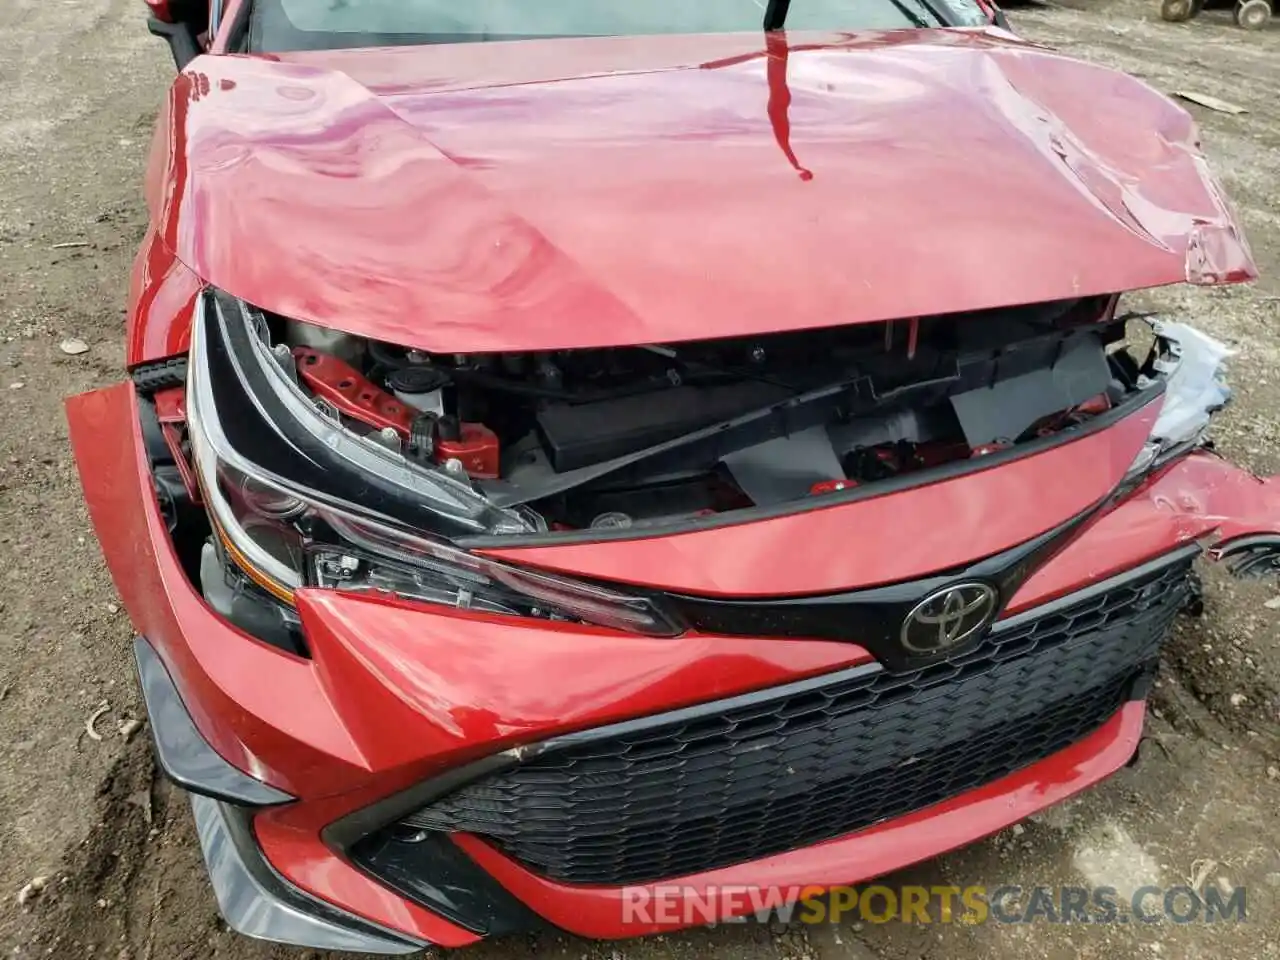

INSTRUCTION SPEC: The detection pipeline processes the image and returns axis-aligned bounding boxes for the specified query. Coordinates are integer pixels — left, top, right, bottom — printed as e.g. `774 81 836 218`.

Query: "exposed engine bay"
257 294 1169 534
140 290 1233 652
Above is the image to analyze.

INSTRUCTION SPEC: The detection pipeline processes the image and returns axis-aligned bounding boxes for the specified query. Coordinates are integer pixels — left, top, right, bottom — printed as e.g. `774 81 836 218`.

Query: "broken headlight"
187 291 679 636
1127 321 1233 477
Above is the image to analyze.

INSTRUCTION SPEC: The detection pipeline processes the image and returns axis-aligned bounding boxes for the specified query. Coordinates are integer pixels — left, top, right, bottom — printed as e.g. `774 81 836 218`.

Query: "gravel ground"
0 1 1277 958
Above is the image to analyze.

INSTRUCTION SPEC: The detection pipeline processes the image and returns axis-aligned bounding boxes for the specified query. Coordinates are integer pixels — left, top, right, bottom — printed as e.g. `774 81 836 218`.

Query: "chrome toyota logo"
900 583 998 655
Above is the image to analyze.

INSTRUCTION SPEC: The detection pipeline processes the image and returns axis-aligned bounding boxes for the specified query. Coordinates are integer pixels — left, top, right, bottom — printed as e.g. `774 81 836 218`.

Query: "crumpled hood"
149 28 1254 353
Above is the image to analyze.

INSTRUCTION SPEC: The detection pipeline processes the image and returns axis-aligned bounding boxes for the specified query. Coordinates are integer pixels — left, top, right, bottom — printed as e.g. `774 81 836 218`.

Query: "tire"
1161 0 1196 20
1234 0 1271 28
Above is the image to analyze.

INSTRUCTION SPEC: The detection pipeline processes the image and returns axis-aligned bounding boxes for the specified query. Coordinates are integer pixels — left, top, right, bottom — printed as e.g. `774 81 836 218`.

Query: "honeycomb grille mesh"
403 557 1191 886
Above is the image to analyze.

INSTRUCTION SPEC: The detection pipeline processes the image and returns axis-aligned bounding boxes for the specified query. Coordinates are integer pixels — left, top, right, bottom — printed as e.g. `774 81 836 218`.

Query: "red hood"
149 28 1254 353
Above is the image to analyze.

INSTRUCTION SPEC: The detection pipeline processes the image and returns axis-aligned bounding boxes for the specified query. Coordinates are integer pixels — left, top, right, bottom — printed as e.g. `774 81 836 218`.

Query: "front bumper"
70 381 1280 949
395 550 1189 888
160 641 1151 942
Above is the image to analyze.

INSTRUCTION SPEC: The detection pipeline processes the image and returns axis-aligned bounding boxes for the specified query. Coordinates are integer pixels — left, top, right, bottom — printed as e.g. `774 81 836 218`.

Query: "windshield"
249 0 983 53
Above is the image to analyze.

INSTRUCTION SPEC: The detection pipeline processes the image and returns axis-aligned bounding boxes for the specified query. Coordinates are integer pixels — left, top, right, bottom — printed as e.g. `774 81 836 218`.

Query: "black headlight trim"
202 289 521 539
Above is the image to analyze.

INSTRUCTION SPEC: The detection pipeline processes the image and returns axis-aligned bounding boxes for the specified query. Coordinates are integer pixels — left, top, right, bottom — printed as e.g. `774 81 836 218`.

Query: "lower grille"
402 553 1192 886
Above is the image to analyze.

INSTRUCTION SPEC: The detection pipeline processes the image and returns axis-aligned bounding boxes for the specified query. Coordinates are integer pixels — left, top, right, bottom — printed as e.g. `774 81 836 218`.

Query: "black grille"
402 554 1192 886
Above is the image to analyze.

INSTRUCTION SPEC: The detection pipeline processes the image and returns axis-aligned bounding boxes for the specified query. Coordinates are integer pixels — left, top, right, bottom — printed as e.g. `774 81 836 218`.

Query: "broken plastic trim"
1213 534 1280 579
1125 320 1233 479
1148 321 1233 445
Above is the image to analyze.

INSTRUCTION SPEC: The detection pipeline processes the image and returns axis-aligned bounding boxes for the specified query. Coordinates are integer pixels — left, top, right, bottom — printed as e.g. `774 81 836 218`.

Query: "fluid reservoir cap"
387 365 450 395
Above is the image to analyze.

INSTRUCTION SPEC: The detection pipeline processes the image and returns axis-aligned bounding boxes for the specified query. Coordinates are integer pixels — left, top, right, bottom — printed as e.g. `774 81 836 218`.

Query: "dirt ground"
0 0 1278 958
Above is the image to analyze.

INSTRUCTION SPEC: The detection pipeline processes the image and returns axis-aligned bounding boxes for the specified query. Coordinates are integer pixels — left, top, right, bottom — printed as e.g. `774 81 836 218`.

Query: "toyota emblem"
900 582 998 656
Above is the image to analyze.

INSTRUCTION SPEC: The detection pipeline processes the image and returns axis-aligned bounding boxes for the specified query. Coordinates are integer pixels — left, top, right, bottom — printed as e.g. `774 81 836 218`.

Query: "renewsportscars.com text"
621 884 1246 926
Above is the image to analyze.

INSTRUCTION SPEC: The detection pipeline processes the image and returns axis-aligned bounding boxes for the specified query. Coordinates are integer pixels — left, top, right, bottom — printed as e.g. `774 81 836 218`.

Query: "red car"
68 0 1279 952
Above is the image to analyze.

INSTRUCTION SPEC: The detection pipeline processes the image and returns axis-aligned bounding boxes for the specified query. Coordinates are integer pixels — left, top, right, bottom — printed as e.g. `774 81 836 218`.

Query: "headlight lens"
188 385 305 602
187 291 680 636
1127 320 1233 477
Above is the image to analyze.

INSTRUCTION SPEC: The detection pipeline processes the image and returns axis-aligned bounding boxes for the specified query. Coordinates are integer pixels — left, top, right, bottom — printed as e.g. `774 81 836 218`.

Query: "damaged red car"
67 0 1280 952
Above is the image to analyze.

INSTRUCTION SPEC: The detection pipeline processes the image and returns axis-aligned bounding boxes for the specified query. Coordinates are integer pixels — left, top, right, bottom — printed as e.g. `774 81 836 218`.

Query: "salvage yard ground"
0 0 1278 958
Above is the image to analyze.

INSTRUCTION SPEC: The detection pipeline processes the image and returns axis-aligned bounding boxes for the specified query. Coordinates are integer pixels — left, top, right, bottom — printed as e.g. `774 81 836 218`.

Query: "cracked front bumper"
69 380 1280 949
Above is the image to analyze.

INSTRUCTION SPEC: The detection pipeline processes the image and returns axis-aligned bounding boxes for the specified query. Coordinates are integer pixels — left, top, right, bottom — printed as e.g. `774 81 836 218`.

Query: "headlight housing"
188 291 680 637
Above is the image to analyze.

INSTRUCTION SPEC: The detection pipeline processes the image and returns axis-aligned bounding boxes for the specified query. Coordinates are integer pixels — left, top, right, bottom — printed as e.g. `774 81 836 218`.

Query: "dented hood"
151 29 1254 353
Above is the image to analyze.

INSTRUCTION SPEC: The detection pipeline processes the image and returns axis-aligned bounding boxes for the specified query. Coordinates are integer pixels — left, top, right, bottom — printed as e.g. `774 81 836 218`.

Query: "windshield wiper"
882 0 931 27
764 0 793 30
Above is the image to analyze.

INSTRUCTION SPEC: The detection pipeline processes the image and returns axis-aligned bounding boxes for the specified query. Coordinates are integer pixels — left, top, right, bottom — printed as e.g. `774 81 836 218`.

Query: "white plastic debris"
1148 322 1234 448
